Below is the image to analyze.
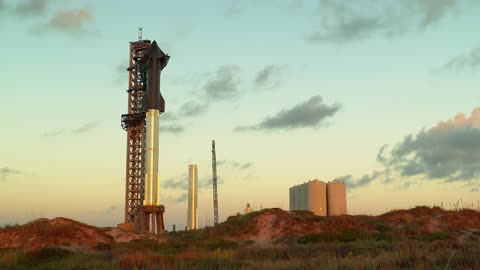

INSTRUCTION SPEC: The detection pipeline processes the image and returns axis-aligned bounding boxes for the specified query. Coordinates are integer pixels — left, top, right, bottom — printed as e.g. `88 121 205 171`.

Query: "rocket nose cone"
151 40 166 58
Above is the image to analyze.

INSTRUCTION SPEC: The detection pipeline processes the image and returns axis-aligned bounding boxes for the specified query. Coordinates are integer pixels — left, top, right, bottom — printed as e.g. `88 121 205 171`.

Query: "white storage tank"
308 180 327 216
327 180 347 216
288 180 327 216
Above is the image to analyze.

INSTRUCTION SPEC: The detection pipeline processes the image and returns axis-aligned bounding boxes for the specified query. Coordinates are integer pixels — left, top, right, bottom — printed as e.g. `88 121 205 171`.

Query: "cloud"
72 121 100 134
223 0 304 18
43 128 64 137
163 175 188 190
343 107 480 190
337 171 382 189
104 205 120 214
163 174 223 191
217 160 253 170
385 108 480 181
254 65 287 88
160 112 179 122
442 47 480 71
204 65 241 101
307 0 474 43
14 0 48 16
114 61 128 85
1 167 21 181
33 8 94 35
164 65 241 122
230 161 253 170
235 95 341 131
179 101 208 117
160 124 184 134
174 193 188 203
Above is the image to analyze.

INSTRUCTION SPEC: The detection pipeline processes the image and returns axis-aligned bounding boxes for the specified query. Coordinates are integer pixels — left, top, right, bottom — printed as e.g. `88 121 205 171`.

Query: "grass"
2 206 480 269
3 237 478 270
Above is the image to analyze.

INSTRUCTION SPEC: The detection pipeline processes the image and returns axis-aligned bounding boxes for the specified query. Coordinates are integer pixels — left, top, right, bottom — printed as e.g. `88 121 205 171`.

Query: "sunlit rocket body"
143 41 169 207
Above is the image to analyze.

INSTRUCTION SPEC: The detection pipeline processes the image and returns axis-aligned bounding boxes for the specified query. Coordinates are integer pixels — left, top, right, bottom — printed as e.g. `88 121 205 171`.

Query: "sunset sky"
1 0 480 230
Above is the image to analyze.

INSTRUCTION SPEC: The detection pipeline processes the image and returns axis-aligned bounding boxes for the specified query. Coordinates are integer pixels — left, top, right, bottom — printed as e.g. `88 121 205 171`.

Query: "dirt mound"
206 206 480 245
208 208 374 245
380 206 480 234
0 217 113 251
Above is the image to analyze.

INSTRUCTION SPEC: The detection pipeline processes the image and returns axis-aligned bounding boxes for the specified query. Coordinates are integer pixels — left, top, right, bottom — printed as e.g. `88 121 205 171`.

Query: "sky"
1 0 480 230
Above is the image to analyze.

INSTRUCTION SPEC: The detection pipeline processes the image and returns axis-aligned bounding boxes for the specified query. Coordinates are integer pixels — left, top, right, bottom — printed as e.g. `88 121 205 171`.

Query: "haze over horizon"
1 0 479 230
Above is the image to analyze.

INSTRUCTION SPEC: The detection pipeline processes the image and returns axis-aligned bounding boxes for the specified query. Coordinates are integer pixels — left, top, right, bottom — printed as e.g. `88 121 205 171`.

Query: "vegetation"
1 238 479 270
1 206 479 269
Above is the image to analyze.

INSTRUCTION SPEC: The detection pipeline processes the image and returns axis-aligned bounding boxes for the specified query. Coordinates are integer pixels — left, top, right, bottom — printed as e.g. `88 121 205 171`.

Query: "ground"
0 206 479 269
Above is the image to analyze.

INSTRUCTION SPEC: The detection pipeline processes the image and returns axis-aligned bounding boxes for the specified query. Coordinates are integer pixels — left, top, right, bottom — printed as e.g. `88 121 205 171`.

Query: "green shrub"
205 240 239 251
298 229 365 244
417 232 450 241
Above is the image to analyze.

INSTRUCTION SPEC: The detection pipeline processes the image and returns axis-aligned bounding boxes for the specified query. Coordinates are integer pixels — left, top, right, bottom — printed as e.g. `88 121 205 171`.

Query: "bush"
298 229 365 244
205 240 239 251
417 232 450 241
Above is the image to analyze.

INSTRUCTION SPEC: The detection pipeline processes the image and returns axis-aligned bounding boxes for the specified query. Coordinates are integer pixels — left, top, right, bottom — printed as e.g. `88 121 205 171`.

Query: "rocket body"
143 41 169 207
144 109 160 206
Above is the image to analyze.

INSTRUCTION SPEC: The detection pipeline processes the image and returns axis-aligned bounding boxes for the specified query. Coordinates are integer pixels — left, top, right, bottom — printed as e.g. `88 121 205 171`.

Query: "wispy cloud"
164 174 188 190
254 65 288 88
13 0 48 16
43 128 64 137
104 205 121 214
166 65 242 122
179 101 209 117
114 61 128 85
306 0 475 43
204 65 241 101
160 124 184 135
163 174 223 191
442 47 480 71
164 193 188 203
0 167 21 181
343 107 480 191
235 95 341 131
223 0 304 18
217 160 253 169
32 8 95 35
72 121 100 134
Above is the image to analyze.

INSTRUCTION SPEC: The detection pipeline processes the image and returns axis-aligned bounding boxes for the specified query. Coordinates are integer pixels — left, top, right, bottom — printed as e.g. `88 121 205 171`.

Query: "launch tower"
120 32 169 234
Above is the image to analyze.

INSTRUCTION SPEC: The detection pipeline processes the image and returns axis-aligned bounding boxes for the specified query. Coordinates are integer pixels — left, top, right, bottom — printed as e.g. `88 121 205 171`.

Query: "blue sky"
1 0 480 229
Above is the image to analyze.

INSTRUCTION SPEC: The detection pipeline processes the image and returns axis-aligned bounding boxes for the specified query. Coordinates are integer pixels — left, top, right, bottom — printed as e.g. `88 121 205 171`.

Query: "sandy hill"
0 217 161 251
1 206 479 251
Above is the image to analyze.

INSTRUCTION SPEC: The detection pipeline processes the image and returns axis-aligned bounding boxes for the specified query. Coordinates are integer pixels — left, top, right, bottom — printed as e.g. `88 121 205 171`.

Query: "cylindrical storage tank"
289 186 295 211
327 180 347 216
300 183 308 210
294 185 301 211
308 180 327 216
187 164 198 230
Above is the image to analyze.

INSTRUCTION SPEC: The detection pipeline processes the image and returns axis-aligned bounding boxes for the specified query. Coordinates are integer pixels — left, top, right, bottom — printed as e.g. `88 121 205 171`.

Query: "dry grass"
1 206 480 269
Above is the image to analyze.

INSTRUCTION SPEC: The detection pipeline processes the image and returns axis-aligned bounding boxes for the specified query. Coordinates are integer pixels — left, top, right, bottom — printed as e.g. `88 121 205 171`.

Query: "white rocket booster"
142 41 169 207
144 110 160 206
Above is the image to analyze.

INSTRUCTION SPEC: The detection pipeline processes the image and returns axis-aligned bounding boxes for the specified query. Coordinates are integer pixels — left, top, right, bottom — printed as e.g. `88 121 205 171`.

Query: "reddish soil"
1 207 479 250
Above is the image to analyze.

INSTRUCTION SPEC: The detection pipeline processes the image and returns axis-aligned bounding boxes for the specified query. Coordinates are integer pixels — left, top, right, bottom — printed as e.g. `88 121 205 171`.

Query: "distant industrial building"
245 203 252 214
187 164 198 230
289 180 327 216
289 179 346 216
327 180 347 216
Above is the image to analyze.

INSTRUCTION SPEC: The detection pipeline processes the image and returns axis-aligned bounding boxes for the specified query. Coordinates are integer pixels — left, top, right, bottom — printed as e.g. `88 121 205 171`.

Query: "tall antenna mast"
212 140 219 225
138 27 143 41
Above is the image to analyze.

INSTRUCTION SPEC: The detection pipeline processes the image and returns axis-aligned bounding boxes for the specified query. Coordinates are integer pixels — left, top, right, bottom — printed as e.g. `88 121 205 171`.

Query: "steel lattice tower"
212 140 219 225
121 40 151 230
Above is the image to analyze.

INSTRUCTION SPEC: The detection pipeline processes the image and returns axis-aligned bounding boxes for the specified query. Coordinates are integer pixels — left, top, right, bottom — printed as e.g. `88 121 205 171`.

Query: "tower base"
140 205 165 234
